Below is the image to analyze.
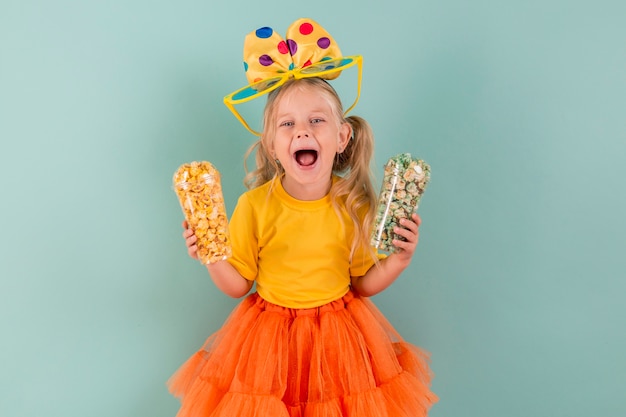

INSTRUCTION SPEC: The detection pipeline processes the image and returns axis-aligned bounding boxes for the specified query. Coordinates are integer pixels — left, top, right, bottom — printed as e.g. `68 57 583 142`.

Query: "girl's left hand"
352 213 423 297
391 213 422 262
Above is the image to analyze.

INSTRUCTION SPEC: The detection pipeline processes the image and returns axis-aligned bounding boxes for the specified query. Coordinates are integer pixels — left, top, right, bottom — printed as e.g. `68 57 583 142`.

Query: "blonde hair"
243 77 377 261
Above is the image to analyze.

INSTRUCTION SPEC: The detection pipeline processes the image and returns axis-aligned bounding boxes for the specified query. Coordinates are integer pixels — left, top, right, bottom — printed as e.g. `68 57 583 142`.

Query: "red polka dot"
299 23 313 35
302 60 312 67
277 40 289 54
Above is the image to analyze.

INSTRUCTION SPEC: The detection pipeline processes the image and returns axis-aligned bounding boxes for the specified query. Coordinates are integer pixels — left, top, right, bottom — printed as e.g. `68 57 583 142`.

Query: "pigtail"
331 115 378 262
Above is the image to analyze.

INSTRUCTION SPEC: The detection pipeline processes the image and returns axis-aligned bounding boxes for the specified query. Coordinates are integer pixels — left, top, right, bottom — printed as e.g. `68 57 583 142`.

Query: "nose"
293 120 311 139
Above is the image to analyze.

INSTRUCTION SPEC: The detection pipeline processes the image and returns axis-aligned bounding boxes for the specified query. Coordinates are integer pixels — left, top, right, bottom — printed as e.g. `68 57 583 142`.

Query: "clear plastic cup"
173 161 232 264
371 153 431 252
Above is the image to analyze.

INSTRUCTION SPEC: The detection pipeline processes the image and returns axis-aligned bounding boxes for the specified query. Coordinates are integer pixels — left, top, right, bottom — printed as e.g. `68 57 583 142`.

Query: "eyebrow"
277 108 331 118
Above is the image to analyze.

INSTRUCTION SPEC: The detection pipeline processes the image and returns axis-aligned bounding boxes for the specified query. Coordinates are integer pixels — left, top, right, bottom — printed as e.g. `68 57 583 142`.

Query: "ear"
337 122 352 153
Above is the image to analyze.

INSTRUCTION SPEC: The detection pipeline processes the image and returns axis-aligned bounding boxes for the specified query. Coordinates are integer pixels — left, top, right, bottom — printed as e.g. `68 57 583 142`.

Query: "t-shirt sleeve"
226 193 258 281
349 244 387 277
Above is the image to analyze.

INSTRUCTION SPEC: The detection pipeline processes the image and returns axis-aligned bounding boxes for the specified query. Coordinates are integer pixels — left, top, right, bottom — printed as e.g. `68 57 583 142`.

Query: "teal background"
1 0 624 416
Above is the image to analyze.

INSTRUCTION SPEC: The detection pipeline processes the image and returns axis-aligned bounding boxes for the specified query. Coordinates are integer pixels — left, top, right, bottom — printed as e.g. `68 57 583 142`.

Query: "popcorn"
173 161 232 264
371 153 431 252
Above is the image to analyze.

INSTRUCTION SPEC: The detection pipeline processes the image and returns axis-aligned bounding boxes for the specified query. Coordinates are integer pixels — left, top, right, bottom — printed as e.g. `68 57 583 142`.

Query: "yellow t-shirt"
227 177 380 308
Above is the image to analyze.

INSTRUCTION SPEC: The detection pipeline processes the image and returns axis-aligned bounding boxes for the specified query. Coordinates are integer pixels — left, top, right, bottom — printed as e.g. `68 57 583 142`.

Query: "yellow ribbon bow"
243 17 343 84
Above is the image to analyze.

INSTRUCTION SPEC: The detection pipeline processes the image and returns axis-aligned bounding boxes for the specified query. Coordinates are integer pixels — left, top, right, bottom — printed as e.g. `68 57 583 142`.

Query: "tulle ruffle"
168 291 437 416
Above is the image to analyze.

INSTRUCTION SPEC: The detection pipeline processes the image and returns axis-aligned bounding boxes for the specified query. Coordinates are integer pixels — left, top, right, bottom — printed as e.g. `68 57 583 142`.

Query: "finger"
398 217 418 235
186 233 198 247
182 220 188 229
396 218 420 241
393 225 412 241
182 227 194 239
412 213 422 227
392 237 415 254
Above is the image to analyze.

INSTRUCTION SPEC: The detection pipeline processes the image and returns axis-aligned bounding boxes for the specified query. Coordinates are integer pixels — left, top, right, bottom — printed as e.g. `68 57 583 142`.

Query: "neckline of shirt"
272 176 333 211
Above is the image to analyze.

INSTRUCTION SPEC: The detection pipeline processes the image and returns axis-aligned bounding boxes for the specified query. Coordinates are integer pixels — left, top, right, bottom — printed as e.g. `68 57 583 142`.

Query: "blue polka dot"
256 27 273 39
289 62 295 71
243 61 249 71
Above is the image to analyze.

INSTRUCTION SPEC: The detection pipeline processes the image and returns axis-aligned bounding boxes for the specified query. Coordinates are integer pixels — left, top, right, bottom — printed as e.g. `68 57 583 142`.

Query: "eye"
310 118 324 124
279 120 294 127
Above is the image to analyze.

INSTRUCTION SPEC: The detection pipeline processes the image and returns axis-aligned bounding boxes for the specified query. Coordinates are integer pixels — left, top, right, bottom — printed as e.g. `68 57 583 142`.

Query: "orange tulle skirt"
167 291 438 417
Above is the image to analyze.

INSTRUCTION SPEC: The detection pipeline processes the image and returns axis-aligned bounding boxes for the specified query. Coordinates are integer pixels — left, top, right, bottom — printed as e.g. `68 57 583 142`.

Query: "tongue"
296 150 316 166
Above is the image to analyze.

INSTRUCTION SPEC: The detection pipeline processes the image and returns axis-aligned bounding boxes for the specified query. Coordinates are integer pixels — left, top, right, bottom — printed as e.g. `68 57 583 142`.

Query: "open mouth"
294 149 318 167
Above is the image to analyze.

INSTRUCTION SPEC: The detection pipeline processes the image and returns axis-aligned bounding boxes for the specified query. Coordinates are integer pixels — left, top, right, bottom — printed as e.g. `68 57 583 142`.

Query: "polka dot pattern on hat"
259 55 273 67
277 41 289 54
299 22 313 35
255 27 273 39
242 18 344 85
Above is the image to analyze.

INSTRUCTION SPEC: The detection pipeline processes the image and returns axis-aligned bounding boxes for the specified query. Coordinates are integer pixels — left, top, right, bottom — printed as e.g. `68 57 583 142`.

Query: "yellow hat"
243 17 343 84
224 18 362 136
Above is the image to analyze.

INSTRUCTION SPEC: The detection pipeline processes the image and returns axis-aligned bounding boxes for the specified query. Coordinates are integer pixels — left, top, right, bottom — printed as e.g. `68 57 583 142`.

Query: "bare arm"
351 213 421 297
205 260 253 298
182 221 253 298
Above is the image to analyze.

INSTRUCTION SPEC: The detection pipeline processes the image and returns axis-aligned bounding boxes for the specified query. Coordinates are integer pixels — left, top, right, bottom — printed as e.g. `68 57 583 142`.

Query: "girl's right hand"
182 220 199 260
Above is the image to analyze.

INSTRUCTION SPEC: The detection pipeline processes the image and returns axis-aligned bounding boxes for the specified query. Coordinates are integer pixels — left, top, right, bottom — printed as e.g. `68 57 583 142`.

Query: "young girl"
168 18 437 417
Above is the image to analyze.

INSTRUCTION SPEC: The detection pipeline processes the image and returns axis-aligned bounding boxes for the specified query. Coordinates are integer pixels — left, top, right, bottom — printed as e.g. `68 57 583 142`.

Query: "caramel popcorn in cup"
173 161 232 264
371 153 431 252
